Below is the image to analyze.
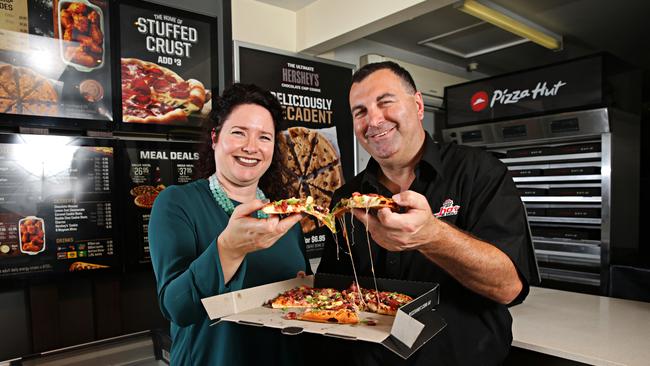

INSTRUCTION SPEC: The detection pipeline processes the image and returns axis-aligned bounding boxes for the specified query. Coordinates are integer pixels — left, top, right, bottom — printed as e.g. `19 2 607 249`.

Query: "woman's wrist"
217 233 245 262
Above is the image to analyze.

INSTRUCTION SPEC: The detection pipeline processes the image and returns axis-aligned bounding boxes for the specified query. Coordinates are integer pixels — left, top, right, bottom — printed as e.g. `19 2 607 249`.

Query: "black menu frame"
112 0 219 136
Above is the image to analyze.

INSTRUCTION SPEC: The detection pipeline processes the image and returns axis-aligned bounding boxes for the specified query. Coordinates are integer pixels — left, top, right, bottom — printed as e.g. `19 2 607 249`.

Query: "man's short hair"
351 61 417 94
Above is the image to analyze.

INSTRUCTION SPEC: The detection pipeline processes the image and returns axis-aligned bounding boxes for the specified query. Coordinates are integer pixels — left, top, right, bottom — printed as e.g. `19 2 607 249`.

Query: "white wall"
296 0 454 53
232 0 297 52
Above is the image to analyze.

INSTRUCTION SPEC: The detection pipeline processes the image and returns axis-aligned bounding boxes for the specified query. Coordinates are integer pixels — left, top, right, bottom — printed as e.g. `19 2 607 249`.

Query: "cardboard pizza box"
201 273 446 360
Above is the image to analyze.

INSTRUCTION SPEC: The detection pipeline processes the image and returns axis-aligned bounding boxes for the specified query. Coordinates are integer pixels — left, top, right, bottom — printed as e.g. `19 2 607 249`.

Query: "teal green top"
149 179 307 365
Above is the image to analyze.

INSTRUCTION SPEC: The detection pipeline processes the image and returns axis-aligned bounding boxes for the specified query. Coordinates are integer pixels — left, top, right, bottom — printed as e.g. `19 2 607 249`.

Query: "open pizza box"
201 273 447 359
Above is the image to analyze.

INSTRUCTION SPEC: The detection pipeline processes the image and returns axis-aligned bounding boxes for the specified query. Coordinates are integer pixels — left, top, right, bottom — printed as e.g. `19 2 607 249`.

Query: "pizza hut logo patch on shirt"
434 199 460 218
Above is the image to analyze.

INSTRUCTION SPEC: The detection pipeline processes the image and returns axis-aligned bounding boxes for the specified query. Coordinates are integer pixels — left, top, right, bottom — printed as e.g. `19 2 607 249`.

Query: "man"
317 61 538 365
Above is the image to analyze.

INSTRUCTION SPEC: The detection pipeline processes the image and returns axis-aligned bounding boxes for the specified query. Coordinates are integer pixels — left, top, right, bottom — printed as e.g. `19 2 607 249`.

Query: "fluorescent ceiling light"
456 0 562 50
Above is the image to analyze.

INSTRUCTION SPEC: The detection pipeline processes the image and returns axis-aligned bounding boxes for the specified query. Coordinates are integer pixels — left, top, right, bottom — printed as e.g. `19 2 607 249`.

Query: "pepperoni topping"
170 89 189 99
146 67 163 76
170 82 190 99
131 78 150 95
121 65 133 79
152 78 172 92
125 107 152 118
132 94 151 105
285 312 297 320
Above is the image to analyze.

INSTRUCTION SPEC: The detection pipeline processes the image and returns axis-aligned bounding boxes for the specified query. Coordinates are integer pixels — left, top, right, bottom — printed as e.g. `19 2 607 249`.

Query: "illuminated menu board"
0 0 113 127
118 0 217 130
119 140 198 264
0 134 117 278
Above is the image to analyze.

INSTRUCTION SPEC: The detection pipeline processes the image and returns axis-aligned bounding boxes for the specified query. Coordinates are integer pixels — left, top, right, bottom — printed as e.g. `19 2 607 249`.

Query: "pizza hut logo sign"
470 91 488 112
469 80 568 112
434 199 460 218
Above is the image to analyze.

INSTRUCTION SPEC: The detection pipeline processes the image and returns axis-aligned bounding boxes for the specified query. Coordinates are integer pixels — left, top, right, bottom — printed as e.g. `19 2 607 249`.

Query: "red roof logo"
470 91 489 112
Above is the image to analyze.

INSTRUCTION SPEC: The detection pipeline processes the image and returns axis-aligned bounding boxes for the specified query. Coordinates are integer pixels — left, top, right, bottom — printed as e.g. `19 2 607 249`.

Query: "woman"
149 83 308 365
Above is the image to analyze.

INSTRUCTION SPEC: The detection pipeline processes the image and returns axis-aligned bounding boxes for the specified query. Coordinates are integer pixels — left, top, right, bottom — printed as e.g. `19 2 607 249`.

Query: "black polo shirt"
316 134 538 366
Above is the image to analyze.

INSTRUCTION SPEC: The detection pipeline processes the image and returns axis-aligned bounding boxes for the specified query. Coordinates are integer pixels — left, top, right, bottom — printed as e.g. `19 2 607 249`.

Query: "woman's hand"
217 199 302 282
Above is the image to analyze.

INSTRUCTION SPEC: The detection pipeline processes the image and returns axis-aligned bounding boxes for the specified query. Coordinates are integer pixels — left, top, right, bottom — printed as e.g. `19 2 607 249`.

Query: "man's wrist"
418 215 446 254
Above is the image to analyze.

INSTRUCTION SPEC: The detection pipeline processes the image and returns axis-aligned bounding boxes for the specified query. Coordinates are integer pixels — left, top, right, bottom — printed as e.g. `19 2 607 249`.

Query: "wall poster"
0 0 113 127
118 0 217 129
118 140 198 265
236 43 355 266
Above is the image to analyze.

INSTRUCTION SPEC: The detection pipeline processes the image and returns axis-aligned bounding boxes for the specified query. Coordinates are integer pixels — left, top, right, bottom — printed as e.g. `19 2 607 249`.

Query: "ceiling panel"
365 0 650 76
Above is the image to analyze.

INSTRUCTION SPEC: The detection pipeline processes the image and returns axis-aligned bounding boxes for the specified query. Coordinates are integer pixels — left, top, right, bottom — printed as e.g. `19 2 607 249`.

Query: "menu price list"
122 142 198 264
0 138 117 278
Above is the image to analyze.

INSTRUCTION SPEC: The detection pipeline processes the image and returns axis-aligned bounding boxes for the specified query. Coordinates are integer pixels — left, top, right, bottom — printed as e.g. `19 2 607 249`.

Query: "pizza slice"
331 198 350 218
121 58 207 124
348 192 399 210
17 67 43 99
269 285 316 308
269 286 346 309
287 127 316 175
331 192 399 218
362 289 413 316
130 185 159 197
22 80 58 102
22 102 58 116
343 282 413 316
69 261 109 271
262 196 337 233
295 307 359 324
0 98 16 113
306 134 339 176
261 197 308 215
308 164 342 193
134 193 158 209
279 134 303 178
0 64 18 96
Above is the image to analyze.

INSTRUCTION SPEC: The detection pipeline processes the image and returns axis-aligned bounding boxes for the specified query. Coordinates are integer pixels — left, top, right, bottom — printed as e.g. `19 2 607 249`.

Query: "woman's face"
213 104 276 188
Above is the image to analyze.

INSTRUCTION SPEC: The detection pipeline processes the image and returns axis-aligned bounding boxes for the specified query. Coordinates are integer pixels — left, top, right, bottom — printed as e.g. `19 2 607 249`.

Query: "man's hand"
352 191 522 304
351 190 440 251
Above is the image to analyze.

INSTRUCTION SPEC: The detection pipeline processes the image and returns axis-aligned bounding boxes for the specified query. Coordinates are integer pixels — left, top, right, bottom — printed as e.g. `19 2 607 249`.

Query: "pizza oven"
442 108 640 295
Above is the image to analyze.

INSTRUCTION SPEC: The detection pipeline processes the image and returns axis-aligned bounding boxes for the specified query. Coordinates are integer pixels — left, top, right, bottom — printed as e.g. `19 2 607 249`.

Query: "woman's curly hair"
196 83 291 200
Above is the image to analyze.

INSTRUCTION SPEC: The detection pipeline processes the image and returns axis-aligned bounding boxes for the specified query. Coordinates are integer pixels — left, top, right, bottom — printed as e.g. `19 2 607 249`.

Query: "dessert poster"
237 45 354 261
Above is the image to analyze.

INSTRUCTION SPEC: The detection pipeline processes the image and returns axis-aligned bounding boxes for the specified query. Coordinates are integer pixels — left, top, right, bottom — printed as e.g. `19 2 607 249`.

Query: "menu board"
0 134 117 278
237 45 355 262
119 140 198 265
118 0 217 129
0 0 113 125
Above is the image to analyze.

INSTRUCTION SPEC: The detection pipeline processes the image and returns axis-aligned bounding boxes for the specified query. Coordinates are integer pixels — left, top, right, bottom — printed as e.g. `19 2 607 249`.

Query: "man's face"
349 69 425 166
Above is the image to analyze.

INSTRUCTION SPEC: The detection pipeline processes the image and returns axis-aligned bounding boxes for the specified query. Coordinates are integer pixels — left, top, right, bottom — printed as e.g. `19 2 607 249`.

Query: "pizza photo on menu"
279 127 343 233
0 63 59 116
130 184 166 209
121 58 208 124
69 261 109 271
